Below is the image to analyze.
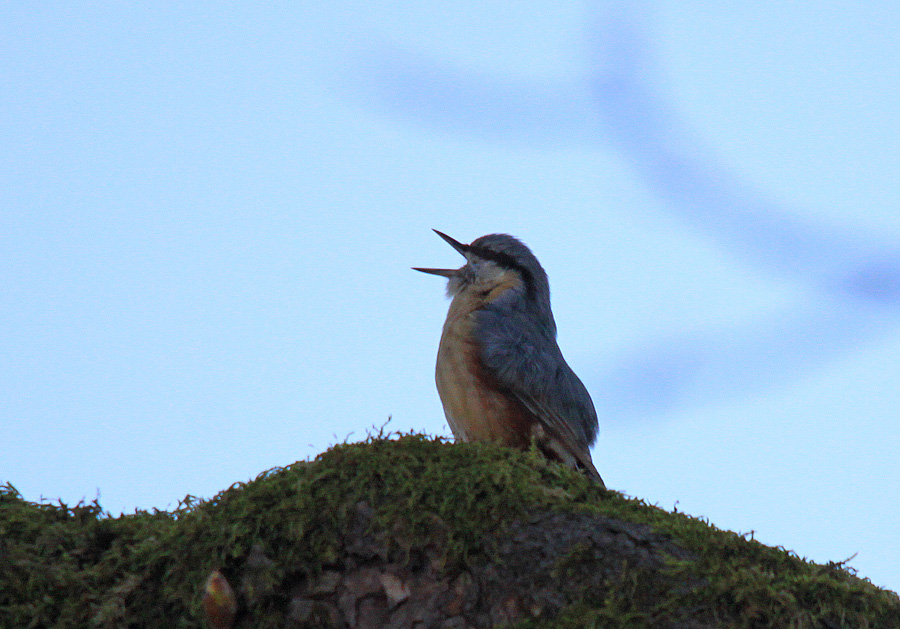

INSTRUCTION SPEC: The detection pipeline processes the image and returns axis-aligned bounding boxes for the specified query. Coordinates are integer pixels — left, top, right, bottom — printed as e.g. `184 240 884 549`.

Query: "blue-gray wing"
475 303 601 480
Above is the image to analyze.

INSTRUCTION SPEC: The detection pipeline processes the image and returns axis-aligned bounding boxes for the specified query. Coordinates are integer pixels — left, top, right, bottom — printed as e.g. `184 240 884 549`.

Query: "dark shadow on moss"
2 433 898 627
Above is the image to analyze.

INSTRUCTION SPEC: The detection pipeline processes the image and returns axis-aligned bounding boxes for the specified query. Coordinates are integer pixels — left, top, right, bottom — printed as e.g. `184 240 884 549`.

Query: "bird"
414 230 604 487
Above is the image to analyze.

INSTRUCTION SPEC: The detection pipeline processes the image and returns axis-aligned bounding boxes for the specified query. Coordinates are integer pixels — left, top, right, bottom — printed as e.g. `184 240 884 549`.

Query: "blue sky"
3 2 900 593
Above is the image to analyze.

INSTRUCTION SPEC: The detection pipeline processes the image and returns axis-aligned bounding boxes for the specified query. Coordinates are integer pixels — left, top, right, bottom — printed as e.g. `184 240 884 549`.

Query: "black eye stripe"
469 246 535 290
469 246 516 270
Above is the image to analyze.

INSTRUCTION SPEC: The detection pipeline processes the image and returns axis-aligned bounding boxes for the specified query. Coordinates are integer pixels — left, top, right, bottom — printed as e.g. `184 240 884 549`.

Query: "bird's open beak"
413 230 469 277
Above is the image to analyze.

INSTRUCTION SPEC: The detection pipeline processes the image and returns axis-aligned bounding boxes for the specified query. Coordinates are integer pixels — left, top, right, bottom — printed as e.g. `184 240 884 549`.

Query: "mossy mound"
2 434 898 627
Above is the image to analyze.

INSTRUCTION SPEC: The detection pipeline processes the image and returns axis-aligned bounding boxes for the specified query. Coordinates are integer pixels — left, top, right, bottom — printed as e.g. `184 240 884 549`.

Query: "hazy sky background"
3 2 900 593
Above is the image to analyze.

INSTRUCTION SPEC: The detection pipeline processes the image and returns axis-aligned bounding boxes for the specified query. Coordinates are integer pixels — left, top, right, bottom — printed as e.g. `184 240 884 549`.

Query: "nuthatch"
415 230 604 487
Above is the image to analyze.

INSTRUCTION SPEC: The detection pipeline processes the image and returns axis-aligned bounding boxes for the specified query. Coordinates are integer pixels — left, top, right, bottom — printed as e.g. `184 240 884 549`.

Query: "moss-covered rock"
2 434 898 627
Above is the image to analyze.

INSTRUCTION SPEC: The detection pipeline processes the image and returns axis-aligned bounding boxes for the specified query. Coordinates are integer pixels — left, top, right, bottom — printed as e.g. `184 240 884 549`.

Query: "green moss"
2 433 898 627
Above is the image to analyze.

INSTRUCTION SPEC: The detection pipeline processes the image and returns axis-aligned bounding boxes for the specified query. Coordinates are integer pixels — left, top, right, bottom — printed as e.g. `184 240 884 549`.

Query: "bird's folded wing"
476 307 603 485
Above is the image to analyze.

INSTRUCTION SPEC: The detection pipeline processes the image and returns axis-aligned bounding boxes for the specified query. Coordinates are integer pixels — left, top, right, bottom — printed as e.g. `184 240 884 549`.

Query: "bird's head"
414 230 554 326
